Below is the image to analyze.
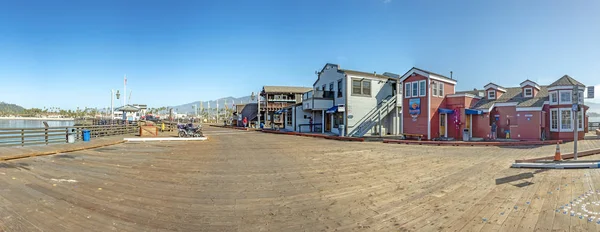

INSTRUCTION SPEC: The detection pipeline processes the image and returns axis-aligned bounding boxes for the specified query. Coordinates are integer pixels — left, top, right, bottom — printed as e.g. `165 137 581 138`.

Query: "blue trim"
465 109 483 115
326 106 338 113
438 108 454 114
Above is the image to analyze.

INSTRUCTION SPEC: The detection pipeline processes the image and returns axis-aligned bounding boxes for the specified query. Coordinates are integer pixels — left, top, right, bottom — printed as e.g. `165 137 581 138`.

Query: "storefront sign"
409 98 420 121
337 104 345 112
524 114 533 117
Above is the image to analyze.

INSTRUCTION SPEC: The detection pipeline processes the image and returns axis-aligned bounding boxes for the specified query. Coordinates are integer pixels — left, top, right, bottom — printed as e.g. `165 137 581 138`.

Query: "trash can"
339 125 345 137
82 129 91 142
67 128 76 143
463 129 470 141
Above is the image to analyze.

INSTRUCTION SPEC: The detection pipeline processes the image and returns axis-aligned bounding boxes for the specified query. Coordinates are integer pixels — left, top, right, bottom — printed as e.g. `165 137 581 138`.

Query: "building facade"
260 86 312 128
400 67 588 141
285 63 402 136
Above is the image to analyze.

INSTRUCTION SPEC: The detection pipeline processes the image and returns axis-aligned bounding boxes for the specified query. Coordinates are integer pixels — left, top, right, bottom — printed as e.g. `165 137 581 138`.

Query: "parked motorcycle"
178 123 203 137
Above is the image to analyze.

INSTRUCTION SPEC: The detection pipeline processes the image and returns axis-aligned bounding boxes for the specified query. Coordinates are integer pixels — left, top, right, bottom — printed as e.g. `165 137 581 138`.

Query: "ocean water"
590 117 600 122
0 119 76 145
0 119 74 129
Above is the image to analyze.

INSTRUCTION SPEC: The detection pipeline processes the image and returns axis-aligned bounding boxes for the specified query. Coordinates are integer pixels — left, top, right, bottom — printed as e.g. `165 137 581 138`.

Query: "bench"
298 123 322 133
401 133 424 141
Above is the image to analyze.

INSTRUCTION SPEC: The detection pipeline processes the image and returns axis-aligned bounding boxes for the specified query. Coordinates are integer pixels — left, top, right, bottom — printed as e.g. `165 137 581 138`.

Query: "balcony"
258 102 293 111
302 90 334 110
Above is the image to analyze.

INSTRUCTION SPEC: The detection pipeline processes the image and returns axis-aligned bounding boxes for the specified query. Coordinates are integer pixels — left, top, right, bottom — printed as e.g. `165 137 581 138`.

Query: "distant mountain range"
170 96 253 113
0 102 25 114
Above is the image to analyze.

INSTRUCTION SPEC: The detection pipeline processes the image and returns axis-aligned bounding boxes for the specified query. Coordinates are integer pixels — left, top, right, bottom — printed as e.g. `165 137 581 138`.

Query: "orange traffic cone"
554 142 562 161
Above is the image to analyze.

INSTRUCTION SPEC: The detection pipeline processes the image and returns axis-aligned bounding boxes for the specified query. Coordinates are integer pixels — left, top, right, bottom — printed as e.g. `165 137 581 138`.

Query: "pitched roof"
401 67 456 83
115 105 140 112
548 75 585 87
471 86 549 109
262 86 312 93
340 69 398 80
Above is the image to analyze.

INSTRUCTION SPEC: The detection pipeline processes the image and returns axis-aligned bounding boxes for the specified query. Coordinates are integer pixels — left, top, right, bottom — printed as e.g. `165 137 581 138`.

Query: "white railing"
347 95 397 137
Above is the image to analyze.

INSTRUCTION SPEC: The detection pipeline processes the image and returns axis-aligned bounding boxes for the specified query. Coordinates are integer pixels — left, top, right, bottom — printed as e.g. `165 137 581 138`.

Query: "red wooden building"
400 67 588 141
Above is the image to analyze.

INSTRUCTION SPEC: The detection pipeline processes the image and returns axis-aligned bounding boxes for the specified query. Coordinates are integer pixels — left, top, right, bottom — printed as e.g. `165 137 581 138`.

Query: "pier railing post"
21 129 24 146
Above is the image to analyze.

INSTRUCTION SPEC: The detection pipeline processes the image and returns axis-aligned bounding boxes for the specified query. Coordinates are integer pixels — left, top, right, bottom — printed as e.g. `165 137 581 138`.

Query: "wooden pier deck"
0 126 600 231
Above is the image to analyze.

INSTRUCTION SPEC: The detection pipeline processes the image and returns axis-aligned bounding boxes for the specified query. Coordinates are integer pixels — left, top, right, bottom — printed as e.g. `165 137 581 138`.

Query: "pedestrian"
243 117 248 128
491 121 497 140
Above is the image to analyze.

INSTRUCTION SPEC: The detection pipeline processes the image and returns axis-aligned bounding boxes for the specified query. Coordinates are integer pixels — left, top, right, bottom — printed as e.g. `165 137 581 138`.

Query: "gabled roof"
520 79 540 90
484 83 507 92
399 67 457 84
262 86 312 94
115 105 140 112
472 86 549 109
548 75 585 87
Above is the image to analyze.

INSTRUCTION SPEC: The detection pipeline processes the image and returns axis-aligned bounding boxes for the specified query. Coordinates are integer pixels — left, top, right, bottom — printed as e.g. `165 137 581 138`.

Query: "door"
440 114 446 137
325 113 332 132
466 115 472 137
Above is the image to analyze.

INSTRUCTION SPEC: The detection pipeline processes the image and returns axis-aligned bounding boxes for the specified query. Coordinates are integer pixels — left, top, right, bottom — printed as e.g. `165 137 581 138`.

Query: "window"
560 90 572 104
405 83 411 98
286 112 292 126
550 109 558 131
352 80 361 95
362 80 371 96
560 109 572 130
333 112 343 128
329 82 334 92
487 90 496 100
524 88 533 97
432 82 438 97
438 82 444 96
419 80 426 97
351 79 371 96
550 92 558 104
579 91 584 104
412 82 418 97
337 79 343 97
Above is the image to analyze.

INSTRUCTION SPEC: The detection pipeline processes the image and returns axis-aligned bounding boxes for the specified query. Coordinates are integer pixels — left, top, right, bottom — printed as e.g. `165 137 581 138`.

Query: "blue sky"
1 0 599 110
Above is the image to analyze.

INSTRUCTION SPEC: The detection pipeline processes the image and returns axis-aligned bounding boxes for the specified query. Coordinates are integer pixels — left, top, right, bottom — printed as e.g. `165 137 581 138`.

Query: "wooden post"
66 127 69 143
43 121 49 145
21 129 24 146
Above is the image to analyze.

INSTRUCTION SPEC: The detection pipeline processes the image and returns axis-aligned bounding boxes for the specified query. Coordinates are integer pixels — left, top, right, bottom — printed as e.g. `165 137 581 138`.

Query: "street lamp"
111 90 120 124
251 91 260 128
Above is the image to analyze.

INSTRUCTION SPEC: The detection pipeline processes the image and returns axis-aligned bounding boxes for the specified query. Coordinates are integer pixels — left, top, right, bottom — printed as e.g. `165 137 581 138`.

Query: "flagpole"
124 74 127 106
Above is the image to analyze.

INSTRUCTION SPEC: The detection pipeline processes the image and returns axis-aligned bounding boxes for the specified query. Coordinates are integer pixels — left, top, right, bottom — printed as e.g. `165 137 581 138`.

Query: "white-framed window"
550 109 558 131
432 82 438 97
351 79 371 96
559 90 572 104
487 90 496 100
560 108 572 130
578 91 584 104
550 92 558 104
405 83 411 98
419 80 426 97
438 82 444 96
412 82 418 97
524 88 533 97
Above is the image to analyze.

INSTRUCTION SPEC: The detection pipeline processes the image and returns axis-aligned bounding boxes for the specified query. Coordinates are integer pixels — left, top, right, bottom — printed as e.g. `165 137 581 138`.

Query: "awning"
438 108 454 114
274 109 283 115
465 109 483 115
326 106 338 113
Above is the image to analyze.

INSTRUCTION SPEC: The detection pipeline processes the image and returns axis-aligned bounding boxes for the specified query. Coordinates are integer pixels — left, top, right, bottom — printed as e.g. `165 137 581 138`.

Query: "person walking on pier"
243 117 248 128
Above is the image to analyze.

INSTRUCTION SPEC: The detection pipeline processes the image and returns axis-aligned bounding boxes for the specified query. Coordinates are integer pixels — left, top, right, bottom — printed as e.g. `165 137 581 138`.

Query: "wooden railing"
0 125 137 147
590 122 600 131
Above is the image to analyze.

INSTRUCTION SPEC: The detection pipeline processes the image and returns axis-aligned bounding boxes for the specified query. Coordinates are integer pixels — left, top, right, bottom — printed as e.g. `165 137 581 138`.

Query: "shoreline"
0 117 75 121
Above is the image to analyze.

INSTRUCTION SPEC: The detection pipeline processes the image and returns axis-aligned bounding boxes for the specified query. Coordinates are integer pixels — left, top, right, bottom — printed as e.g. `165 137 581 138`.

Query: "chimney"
450 71 453 79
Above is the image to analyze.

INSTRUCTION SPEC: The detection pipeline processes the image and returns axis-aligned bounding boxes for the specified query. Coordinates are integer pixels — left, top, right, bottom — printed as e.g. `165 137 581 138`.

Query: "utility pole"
573 85 579 160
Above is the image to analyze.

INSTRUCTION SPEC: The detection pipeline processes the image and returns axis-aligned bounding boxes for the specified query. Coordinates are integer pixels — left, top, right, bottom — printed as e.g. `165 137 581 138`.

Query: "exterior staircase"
347 95 397 137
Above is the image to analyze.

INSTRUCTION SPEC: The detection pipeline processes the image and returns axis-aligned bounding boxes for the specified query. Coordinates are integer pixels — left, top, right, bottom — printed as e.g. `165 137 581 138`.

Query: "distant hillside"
170 96 253 113
587 102 600 113
0 102 25 115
